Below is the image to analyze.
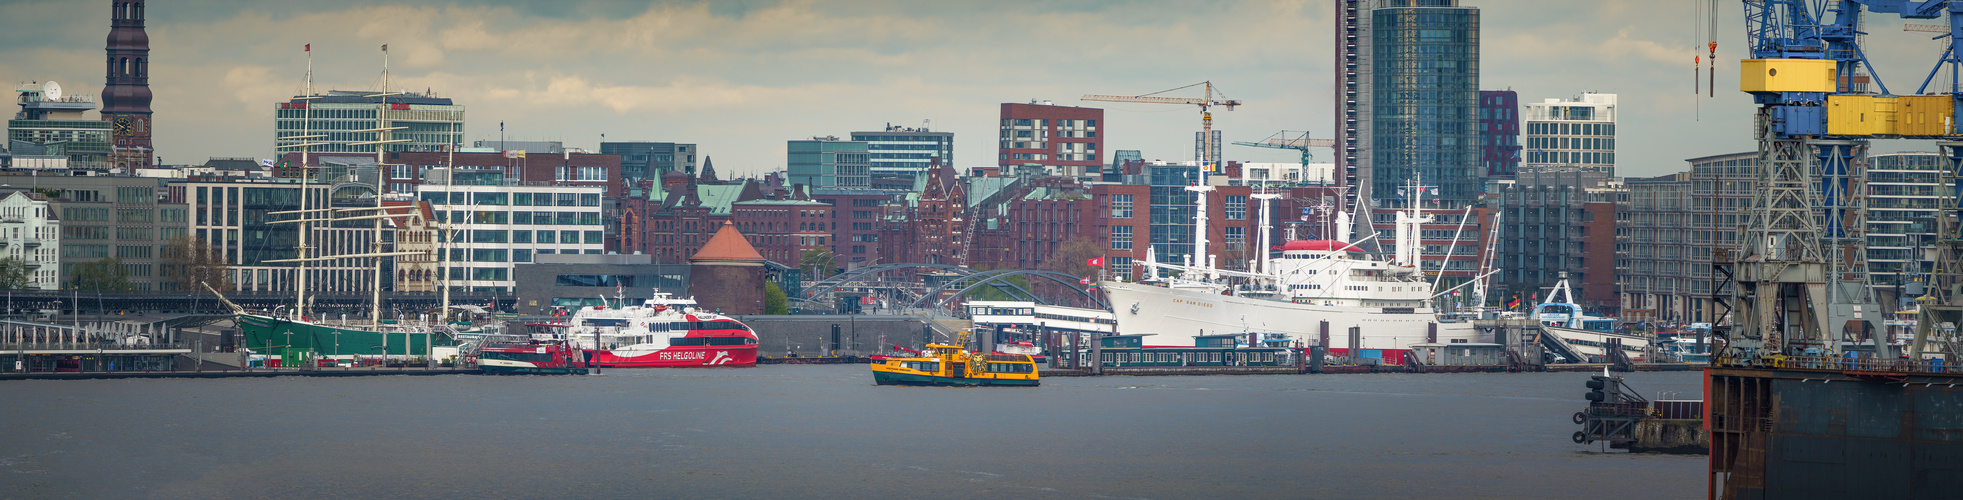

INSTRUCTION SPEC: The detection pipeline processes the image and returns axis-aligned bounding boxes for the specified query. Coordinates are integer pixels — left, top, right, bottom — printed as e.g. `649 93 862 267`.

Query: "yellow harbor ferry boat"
870 334 1039 387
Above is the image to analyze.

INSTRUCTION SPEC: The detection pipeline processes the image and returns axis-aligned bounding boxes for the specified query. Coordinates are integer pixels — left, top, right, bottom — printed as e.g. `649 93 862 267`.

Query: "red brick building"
620 173 764 264
730 199 833 265
891 160 969 266
808 188 894 268
994 102 1104 178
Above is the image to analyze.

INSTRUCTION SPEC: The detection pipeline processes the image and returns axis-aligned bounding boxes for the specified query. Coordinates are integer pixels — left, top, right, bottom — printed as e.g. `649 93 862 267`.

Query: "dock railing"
1716 353 1962 376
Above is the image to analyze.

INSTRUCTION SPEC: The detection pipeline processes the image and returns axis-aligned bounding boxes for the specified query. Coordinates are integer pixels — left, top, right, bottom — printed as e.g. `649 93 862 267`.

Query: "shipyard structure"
1707 2 1963 498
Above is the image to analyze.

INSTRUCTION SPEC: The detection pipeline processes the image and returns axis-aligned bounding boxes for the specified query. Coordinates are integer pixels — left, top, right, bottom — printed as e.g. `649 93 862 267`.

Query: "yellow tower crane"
1082 81 1241 169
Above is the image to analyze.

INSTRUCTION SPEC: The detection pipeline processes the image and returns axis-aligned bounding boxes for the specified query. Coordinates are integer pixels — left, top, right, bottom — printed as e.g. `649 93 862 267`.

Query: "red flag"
1079 277 1092 285
305 44 310 52
1086 257 1103 267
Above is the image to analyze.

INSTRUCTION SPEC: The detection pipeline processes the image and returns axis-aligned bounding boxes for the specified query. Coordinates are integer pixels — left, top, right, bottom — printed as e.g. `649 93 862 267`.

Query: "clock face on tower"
113 116 133 135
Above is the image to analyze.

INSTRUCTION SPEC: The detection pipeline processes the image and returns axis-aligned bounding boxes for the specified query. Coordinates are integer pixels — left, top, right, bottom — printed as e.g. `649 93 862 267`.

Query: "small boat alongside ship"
478 325 588 375
871 334 1039 387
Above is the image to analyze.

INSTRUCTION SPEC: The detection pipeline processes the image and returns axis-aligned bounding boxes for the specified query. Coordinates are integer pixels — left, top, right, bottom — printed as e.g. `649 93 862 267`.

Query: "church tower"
102 0 154 169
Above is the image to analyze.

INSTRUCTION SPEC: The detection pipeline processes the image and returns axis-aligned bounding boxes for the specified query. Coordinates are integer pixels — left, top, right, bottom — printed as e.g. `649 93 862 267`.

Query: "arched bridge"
798 263 1106 312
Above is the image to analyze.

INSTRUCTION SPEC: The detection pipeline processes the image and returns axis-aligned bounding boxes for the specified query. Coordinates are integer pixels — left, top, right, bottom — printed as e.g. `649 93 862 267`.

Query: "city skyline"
2 0 1947 178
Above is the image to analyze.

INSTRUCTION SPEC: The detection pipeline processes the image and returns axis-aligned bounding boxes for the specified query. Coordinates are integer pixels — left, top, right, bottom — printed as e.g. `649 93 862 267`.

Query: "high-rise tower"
102 0 154 169
1338 0 1481 209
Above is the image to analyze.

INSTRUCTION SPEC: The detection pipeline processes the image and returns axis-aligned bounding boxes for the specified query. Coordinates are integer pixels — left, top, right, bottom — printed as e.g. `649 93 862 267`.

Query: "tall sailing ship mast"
230 44 458 366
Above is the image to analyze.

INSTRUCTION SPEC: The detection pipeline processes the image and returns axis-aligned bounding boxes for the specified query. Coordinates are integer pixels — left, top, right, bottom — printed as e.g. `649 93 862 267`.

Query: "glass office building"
787 137 871 188
1367 0 1480 209
273 90 464 155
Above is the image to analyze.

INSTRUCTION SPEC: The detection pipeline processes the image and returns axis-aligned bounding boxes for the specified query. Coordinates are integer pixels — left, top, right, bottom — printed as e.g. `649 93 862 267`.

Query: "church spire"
102 0 154 169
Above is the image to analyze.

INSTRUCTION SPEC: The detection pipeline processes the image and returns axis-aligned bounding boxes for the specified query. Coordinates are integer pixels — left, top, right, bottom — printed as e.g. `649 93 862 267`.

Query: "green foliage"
0 257 30 290
1041 237 1104 278
798 248 836 281
71 257 132 291
764 281 789 315
962 272 1031 302
163 236 233 291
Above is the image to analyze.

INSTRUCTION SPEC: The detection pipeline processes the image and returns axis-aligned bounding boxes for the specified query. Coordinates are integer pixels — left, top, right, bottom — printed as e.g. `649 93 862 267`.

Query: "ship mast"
356 44 407 325
1252 186 1281 276
372 46 388 325
1185 161 1214 277
296 48 313 322
271 45 330 322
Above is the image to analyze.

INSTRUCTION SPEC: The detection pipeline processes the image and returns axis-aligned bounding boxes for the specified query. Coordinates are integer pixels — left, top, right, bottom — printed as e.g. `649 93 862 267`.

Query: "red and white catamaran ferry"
564 293 759 368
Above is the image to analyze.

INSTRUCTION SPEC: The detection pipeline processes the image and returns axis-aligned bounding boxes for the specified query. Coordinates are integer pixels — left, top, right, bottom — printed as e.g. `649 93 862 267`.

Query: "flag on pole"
1079 277 1092 285
304 44 310 52
1086 257 1103 267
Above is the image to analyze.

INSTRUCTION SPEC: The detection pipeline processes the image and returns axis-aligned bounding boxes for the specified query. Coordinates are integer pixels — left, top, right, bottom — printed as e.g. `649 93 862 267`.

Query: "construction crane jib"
1082 81 1242 170
1724 0 1963 367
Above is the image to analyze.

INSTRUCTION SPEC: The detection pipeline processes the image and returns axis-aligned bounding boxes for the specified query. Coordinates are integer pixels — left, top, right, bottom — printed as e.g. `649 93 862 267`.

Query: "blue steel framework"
1715 2 1963 497
1727 0 1963 361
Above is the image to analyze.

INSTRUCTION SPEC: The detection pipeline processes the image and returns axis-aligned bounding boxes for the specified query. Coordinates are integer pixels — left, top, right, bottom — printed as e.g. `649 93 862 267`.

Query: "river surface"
1 366 1705 499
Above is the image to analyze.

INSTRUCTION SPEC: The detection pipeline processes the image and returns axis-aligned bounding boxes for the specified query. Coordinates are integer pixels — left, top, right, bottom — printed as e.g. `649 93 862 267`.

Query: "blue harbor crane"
1714 2 1963 496
1724 0 1963 364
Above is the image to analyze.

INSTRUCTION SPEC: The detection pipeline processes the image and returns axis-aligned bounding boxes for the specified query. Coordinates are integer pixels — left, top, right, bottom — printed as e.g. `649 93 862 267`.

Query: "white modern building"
273 90 464 156
416 178 606 295
851 125 953 180
1523 92 1617 174
1865 152 1943 298
0 192 60 289
180 179 375 294
1232 162 1337 187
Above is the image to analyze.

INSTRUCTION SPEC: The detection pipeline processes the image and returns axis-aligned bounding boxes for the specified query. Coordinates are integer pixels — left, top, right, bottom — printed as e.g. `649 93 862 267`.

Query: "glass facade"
6 120 112 169
788 139 871 188
1369 3 1480 208
1147 163 1199 265
600 141 695 182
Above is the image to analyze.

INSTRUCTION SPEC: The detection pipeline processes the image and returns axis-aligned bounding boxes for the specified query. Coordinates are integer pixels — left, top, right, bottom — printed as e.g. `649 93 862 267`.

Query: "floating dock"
1709 359 1963 498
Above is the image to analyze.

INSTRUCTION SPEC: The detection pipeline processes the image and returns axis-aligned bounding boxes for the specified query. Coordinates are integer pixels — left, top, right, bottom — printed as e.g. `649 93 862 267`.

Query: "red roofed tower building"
688 221 767 314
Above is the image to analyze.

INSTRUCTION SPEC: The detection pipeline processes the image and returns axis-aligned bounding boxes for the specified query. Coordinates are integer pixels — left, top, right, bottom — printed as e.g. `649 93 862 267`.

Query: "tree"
799 248 836 281
0 257 30 290
71 257 132 291
1040 237 1105 278
162 236 233 291
764 281 789 315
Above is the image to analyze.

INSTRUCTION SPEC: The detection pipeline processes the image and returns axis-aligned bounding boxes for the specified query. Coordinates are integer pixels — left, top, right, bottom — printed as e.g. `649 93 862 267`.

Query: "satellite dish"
42 81 61 101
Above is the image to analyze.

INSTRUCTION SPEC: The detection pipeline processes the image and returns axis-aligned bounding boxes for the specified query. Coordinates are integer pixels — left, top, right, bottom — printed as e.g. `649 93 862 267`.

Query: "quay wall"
734 315 960 358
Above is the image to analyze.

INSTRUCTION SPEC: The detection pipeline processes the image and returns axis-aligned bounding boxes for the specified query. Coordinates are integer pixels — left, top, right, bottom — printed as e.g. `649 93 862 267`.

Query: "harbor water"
0 366 1704 498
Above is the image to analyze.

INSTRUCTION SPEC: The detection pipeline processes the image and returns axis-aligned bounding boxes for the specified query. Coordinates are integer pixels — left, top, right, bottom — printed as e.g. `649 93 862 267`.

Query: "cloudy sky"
0 0 1952 178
